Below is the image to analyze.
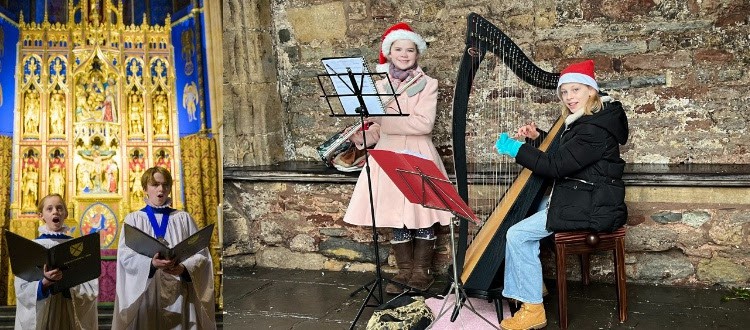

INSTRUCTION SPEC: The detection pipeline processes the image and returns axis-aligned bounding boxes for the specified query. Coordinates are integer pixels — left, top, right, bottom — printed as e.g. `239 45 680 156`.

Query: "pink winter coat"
343 69 452 229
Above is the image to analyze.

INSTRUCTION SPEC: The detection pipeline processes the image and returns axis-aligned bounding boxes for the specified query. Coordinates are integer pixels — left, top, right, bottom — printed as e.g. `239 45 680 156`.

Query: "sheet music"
321 57 385 115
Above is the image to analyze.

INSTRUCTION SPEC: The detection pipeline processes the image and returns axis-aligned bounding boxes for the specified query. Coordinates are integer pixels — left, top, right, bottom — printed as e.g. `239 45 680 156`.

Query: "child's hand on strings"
41 264 62 287
515 122 539 140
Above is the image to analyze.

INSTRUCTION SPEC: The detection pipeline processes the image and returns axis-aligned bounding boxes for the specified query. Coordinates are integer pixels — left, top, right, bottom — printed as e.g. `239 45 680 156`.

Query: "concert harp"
452 13 563 292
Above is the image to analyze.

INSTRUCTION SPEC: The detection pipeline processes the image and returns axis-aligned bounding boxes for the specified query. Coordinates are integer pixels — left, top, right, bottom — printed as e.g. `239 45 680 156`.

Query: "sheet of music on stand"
321 57 385 115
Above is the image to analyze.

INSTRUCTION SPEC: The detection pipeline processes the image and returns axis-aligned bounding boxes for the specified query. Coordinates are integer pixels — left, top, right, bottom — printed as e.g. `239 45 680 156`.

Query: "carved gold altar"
1 0 221 306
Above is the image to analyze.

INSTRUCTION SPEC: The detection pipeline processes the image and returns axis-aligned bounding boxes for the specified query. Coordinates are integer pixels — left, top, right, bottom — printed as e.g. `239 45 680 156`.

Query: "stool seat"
553 227 627 329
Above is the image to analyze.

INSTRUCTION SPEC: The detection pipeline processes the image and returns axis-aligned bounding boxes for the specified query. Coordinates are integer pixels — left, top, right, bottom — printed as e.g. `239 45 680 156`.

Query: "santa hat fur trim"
557 60 599 95
376 22 427 72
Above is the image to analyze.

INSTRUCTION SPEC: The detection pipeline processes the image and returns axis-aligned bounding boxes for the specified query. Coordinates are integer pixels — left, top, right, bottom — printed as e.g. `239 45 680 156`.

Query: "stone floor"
222 267 750 329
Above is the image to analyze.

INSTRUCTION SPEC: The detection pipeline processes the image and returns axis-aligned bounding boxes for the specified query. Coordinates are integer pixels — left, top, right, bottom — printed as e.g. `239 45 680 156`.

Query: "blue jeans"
502 197 552 304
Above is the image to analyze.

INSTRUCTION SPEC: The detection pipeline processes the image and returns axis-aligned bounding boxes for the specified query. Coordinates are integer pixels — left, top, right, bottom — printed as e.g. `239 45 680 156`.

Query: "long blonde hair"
559 85 603 118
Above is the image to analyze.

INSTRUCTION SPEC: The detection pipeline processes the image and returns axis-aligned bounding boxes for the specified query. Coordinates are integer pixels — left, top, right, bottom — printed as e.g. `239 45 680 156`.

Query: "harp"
452 13 563 291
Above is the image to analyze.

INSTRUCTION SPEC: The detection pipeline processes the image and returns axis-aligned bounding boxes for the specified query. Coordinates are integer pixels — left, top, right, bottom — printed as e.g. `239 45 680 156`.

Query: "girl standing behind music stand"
494 60 629 330
344 22 452 295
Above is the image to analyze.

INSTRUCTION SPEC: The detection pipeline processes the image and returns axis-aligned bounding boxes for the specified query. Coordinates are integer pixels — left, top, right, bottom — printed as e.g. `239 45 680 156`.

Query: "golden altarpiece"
2 0 221 306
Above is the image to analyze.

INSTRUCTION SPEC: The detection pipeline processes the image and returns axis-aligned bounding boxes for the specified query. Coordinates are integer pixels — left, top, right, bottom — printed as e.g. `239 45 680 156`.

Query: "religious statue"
153 93 169 136
23 92 40 134
102 79 117 122
155 149 171 169
77 162 92 194
128 94 144 136
182 81 199 122
22 159 39 211
49 90 66 135
129 155 145 206
106 160 119 193
75 82 91 122
86 90 103 121
49 151 66 199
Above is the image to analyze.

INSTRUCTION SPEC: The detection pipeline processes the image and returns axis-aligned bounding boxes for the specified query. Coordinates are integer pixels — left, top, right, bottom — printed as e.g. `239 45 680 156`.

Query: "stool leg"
615 237 627 323
580 253 591 286
494 298 503 323
556 244 568 329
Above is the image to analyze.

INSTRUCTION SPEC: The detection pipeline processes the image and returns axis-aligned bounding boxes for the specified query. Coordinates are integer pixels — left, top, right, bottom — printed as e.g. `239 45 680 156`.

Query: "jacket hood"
579 99 629 145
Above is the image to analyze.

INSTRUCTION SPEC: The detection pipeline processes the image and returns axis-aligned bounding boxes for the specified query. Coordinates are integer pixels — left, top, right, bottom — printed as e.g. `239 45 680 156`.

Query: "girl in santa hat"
494 59 629 329
344 22 452 294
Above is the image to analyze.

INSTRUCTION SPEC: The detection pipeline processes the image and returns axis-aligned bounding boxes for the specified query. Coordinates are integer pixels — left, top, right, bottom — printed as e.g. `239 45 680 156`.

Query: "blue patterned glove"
494 132 522 157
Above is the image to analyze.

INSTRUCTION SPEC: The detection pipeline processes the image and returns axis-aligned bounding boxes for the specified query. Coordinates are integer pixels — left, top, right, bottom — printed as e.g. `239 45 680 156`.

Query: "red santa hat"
375 22 427 73
557 60 599 98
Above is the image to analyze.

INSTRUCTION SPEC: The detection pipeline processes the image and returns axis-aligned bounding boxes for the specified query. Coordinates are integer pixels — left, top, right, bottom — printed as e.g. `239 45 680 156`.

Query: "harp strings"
464 25 547 248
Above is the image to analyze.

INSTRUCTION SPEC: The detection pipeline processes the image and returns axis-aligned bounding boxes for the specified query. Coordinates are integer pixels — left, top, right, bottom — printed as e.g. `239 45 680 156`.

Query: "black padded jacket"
515 99 629 232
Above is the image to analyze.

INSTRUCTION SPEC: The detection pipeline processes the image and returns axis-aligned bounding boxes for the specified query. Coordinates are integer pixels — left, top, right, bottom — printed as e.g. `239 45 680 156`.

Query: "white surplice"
113 207 215 329
14 226 99 330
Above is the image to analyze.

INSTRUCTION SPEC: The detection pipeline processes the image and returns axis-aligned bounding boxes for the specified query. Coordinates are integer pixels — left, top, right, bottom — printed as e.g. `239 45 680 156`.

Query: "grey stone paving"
223 267 750 329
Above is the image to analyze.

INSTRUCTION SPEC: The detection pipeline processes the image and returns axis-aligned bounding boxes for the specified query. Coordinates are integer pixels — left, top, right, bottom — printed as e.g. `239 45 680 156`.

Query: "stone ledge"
224 161 750 187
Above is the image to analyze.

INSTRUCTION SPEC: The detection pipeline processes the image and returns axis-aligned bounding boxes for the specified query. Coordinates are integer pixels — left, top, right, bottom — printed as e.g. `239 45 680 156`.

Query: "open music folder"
124 223 214 263
368 149 479 223
4 230 101 290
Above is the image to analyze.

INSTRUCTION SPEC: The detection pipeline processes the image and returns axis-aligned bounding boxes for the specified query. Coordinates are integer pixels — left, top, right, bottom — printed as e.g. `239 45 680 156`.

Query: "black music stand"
316 57 411 329
369 149 500 329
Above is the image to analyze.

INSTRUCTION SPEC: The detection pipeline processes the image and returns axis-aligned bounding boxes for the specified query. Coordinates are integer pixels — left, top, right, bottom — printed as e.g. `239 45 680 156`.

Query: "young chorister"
14 193 99 330
113 166 215 329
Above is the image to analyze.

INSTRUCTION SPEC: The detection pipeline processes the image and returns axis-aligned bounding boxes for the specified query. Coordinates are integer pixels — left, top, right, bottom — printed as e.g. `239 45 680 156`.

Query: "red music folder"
369 149 479 223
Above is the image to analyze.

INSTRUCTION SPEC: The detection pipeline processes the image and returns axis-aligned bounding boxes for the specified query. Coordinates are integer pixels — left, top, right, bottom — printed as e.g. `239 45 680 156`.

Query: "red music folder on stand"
369 149 479 223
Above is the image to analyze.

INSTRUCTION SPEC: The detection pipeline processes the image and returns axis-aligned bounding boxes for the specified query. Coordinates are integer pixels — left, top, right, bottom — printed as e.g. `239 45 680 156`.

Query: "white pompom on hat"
375 22 427 73
557 60 599 98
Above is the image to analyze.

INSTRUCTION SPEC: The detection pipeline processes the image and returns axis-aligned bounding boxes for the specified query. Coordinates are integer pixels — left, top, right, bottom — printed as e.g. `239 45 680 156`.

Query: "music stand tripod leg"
349 108 386 329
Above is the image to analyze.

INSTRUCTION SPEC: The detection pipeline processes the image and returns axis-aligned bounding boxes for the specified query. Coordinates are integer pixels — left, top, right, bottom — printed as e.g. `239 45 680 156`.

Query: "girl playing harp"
494 60 629 330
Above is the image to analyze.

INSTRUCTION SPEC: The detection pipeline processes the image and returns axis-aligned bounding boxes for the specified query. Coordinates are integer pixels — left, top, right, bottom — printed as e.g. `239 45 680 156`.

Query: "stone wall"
222 0 750 287
224 174 750 287
223 0 750 165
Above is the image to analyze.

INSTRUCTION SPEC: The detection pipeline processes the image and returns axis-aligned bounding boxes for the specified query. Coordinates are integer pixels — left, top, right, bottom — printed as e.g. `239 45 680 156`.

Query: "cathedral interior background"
0 0 223 307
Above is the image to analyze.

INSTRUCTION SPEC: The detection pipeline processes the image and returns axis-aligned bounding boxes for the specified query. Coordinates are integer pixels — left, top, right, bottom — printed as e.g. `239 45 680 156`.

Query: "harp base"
427 217 500 329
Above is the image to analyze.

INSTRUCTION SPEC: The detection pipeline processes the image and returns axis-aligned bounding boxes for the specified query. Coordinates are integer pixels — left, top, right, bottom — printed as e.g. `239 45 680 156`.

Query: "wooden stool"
553 227 627 329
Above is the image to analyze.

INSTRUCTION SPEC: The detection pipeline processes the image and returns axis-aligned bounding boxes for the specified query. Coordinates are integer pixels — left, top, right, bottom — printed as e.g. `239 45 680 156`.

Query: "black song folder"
4 230 101 291
124 223 214 263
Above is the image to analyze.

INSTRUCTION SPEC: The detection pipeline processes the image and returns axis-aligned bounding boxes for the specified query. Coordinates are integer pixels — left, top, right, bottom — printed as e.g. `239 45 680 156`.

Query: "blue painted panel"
150 0 170 26
33 0 44 23
0 6 17 22
0 17 19 136
171 16 201 137
172 0 192 20
48 0 68 24
132 0 147 25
